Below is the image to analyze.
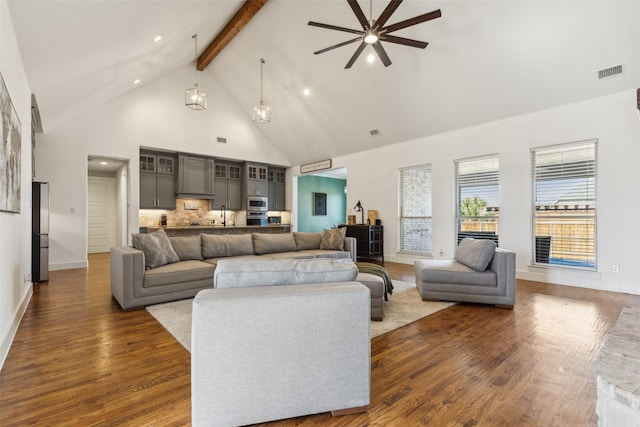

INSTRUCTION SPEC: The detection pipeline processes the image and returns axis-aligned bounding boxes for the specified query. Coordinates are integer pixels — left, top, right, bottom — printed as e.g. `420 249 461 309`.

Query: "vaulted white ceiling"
8 0 640 166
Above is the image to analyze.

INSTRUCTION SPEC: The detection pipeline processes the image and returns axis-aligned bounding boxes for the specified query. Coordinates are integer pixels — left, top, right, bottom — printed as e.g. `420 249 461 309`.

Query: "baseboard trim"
0 286 33 371
49 260 88 271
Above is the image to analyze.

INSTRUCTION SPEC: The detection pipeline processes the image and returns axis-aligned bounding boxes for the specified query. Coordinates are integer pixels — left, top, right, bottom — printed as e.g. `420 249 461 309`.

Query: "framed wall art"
0 72 22 213
313 192 327 216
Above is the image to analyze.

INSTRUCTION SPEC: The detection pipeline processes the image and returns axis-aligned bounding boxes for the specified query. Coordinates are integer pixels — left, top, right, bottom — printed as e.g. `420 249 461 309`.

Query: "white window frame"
531 139 597 270
454 154 500 248
398 164 432 255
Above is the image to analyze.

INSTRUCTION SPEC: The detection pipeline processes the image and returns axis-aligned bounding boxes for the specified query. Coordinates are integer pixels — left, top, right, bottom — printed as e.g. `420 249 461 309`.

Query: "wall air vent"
216 137 227 143
598 64 623 79
369 129 381 136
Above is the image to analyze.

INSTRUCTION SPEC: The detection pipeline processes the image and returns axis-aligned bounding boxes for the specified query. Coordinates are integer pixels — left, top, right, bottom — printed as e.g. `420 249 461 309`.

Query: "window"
399 165 432 254
532 140 597 269
455 155 500 246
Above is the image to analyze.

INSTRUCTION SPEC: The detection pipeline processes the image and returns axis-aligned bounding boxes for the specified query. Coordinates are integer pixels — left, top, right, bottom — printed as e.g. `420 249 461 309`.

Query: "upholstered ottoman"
356 273 385 321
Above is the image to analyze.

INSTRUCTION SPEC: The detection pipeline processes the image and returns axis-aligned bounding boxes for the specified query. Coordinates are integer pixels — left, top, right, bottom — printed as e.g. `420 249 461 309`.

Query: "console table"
341 225 384 262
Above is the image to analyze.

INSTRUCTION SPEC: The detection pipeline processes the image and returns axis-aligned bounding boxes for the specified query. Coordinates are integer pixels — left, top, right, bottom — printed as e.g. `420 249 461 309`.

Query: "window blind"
532 140 597 269
455 155 500 246
399 165 432 254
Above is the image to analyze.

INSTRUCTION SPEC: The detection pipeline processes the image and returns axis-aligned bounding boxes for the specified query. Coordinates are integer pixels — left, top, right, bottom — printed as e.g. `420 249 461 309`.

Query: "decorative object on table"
367 209 378 225
347 214 356 225
308 0 442 68
185 34 207 110
312 192 327 216
353 200 364 224
252 58 271 124
0 72 22 213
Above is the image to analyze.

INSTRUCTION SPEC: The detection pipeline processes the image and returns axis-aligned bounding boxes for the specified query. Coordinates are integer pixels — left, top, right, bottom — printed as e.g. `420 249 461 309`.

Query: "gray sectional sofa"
110 230 356 310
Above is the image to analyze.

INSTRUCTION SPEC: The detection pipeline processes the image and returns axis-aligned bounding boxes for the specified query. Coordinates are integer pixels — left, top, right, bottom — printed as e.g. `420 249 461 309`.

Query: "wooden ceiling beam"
197 0 269 71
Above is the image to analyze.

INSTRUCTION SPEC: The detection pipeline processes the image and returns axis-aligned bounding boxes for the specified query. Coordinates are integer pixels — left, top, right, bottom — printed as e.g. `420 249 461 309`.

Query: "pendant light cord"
193 34 198 85
259 58 265 103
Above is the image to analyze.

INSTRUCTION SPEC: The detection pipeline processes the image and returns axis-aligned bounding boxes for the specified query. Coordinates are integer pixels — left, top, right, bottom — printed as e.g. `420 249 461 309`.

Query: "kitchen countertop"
142 224 291 236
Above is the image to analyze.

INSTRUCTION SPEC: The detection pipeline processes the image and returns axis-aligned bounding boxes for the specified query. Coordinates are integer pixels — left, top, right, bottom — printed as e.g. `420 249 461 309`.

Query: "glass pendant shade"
253 101 271 124
185 83 207 110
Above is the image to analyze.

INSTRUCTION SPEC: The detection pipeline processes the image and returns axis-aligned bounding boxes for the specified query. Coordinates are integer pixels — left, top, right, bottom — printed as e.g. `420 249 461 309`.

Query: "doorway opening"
87 156 129 253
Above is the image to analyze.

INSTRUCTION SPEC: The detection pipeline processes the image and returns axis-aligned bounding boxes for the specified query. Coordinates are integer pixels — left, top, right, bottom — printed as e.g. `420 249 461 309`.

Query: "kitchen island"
142 224 291 237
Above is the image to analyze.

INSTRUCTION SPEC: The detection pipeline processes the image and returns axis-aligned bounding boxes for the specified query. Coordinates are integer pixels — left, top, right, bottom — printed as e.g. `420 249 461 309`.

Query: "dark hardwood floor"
1 253 638 426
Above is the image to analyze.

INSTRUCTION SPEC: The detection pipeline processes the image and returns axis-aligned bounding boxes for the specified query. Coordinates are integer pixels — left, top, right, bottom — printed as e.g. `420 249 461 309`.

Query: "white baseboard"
0 286 33 371
49 260 88 271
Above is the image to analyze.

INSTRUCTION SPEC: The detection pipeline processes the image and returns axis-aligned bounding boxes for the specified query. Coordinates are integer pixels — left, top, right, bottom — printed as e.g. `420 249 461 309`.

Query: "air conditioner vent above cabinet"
598 64 623 79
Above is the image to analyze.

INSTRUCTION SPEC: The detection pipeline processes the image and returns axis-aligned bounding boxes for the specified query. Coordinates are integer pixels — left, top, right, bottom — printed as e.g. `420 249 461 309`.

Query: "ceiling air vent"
598 64 623 79
216 137 227 143
369 129 381 136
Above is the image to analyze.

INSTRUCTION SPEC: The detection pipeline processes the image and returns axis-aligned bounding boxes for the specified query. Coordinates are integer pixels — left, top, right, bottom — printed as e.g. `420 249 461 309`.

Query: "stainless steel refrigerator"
32 181 49 283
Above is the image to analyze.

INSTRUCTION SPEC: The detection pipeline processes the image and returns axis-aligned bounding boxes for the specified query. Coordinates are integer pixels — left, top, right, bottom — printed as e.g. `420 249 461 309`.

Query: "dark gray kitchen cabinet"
214 161 242 210
177 155 214 198
139 152 176 209
268 167 286 211
244 162 268 196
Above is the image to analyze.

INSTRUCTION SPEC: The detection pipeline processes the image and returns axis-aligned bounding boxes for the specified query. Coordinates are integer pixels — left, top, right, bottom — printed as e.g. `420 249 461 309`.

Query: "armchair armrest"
489 248 516 306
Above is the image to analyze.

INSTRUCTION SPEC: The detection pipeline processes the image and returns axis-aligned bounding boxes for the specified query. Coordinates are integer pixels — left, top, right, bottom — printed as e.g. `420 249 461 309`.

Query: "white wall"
0 0 33 368
35 66 291 270
293 90 640 295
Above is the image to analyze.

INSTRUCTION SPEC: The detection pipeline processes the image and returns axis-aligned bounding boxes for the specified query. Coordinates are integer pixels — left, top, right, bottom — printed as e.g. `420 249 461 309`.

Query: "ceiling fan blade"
345 42 367 69
313 37 362 55
308 21 363 36
372 42 392 67
381 34 428 49
383 9 441 34
347 0 370 29
374 0 403 30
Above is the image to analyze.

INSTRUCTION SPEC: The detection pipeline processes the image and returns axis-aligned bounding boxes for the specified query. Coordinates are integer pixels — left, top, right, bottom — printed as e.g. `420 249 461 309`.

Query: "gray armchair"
414 238 516 307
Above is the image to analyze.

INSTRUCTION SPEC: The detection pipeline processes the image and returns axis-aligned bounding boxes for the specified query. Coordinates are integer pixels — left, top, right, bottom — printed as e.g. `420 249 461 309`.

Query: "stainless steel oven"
247 211 268 226
247 196 268 212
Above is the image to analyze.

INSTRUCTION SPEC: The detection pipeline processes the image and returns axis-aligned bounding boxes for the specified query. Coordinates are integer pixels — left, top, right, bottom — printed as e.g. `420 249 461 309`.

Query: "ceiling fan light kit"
308 0 441 69
253 58 271 124
185 34 207 110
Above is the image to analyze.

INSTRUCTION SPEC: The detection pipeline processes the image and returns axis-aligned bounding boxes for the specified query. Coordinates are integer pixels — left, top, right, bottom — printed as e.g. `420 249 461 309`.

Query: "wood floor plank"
1 253 638 426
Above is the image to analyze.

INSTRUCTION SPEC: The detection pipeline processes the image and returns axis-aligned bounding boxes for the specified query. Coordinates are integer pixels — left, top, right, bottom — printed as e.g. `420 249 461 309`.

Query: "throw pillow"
132 229 179 269
293 232 322 250
169 235 203 261
455 237 496 272
320 227 346 251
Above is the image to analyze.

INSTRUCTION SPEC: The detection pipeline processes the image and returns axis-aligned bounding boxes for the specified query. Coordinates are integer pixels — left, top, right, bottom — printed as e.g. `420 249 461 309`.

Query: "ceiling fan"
308 0 441 69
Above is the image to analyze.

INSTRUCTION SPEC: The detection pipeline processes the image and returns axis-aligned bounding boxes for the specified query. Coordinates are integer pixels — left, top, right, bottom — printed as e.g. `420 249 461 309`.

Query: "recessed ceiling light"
153 35 163 43
99 161 108 166
303 88 311 96
133 79 141 85
367 53 375 64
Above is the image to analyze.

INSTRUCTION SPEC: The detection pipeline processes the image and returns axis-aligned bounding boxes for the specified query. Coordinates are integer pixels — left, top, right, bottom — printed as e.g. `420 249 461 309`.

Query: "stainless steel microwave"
247 196 268 211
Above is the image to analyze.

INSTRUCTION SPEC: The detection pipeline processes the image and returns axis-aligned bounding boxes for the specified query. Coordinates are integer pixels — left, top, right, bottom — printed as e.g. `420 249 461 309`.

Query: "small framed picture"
313 192 327 216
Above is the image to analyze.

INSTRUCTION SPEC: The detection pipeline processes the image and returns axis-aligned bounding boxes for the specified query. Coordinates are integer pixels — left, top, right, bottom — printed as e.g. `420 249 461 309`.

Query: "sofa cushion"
320 227 346 250
143 260 214 288
252 233 297 255
416 259 497 287
455 238 496 272
132 229 179 269
214 258 358 289
201 233 254 259
293 232 322 250
169 235 203 261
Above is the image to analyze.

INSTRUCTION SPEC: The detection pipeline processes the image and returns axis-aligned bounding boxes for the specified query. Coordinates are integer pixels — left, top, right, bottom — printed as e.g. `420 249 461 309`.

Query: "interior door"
88 176 116 253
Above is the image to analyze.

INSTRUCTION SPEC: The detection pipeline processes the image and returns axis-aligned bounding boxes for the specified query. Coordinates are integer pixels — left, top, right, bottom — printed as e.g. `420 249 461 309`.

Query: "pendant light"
185 34 207 110
252 58 271 124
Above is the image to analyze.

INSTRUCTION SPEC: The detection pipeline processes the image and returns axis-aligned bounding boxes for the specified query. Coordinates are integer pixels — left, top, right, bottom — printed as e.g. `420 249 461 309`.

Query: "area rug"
146 280 455 352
